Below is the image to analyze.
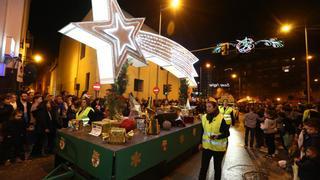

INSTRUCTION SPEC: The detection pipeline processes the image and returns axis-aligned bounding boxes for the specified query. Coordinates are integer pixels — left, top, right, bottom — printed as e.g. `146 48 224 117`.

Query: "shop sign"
209 83 230 88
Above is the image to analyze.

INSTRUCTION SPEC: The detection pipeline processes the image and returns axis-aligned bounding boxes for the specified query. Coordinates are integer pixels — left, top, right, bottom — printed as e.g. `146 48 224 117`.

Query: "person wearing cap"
302 104 320 122
199 97 231 180
218 99 234 126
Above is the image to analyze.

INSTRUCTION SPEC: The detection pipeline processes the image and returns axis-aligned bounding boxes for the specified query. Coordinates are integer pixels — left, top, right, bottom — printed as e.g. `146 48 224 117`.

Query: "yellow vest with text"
76 107 94 125
201 113 228 152
218 106 233 125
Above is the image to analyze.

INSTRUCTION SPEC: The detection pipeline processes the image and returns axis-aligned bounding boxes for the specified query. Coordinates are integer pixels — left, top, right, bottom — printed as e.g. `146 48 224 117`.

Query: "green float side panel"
56 132 114 180
165 123 202 162
114 123 202 180
115 137 165 180
55 122 202 180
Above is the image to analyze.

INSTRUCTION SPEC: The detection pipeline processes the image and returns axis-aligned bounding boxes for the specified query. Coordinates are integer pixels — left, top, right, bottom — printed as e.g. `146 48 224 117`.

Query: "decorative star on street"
59 0 147 84
104 13 137 55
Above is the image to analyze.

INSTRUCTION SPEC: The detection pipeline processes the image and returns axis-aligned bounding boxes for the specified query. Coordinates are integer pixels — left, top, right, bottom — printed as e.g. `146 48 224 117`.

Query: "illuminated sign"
0 62 5 76
213 37 284 54
59 0 198 86
209 83 230 88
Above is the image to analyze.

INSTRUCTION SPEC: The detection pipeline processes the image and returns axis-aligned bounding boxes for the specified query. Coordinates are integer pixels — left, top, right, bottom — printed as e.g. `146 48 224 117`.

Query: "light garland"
213 37 284 54
136 31 198 86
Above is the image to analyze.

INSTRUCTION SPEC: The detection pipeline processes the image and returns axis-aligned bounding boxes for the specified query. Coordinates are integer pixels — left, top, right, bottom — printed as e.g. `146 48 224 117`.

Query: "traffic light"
163 84 172 95
221 43 229 56
163 84 168 95
167 84 172 93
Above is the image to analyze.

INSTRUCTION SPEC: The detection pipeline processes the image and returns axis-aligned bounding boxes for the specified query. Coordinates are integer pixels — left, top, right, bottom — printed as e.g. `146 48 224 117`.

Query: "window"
134 79 143 92
80 43 86 59
85 72 90 91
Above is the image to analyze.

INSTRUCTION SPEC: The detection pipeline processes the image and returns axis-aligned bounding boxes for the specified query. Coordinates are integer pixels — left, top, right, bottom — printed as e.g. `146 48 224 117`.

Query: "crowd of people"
1 90 320 180
0 90 186 166
243 103 320 179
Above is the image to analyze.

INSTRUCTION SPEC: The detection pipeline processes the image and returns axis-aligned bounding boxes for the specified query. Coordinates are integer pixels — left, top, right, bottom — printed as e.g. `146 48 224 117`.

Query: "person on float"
76 98 95 125
218 99 235 126
199 97 231 180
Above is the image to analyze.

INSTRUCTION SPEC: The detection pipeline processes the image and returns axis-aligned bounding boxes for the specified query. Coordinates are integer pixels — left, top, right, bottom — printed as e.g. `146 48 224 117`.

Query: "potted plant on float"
106 63 128 120
179 78 189 106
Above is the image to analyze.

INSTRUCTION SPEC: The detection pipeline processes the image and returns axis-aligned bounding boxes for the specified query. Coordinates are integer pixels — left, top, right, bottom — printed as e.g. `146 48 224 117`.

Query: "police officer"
219 99 235 125
76 98 95 125
199 97 231 180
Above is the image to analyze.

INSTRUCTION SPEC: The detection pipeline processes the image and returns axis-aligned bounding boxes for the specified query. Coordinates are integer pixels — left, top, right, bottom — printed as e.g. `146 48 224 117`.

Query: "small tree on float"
106 63 128 120
179 78 189 106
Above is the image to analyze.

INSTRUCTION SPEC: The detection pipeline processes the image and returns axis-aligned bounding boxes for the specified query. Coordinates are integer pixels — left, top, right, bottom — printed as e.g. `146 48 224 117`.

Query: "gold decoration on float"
91 150 101 168
59 137 65 150
192 128 197 137
162 140 168 152
179 134 185 144
131 151 142 167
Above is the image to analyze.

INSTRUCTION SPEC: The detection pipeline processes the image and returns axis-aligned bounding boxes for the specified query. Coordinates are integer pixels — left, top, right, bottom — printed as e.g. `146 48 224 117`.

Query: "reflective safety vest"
218 106 233 125
302 109 319 122
201 113 228 152
76 106 94 125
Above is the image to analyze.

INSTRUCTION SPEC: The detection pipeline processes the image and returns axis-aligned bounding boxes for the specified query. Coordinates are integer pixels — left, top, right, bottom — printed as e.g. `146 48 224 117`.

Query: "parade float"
44 0 201 179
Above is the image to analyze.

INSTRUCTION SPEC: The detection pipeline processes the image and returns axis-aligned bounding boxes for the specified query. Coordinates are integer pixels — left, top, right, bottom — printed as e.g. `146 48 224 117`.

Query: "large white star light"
59 0 147 84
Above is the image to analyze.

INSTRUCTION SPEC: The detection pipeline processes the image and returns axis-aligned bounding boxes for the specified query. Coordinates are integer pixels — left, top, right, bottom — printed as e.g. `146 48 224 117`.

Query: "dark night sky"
28 0 320 65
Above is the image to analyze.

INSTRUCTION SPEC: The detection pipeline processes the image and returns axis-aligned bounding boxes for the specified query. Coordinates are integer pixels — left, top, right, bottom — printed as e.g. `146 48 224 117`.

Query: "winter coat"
261 118 277 134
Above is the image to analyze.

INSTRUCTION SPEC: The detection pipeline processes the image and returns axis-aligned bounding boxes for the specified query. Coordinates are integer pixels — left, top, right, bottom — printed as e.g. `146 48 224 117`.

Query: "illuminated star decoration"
59 0 199 86
136 31 198 86
213 37 284 54
59 0 147 84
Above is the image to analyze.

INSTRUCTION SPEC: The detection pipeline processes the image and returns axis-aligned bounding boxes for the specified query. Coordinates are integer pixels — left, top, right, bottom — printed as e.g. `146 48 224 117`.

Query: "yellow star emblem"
131 151 141 167
192 128 197 136
162 140 168 152
179 134 185 144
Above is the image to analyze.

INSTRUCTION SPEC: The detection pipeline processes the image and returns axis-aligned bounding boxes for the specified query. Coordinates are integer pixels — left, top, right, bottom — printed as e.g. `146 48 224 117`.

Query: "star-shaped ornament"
59 0 147 84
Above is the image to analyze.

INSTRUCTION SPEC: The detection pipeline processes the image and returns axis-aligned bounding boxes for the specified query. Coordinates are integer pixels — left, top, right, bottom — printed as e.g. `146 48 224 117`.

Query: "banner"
16 61 23 82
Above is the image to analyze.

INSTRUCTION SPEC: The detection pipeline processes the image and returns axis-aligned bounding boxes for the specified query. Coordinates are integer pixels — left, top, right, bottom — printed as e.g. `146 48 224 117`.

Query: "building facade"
0 0 31 93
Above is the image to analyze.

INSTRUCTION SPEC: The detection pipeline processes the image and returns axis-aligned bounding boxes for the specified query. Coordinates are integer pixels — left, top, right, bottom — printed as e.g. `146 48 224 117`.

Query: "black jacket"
16 100 32 125
35 108 55 133
0 104 14 124
6 118 25 138
297 156 320 180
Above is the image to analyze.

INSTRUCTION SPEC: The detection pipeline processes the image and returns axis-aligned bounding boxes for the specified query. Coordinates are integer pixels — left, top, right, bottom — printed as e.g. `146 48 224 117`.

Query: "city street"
164 113 292 180
1 0 320 179
0 114 292 180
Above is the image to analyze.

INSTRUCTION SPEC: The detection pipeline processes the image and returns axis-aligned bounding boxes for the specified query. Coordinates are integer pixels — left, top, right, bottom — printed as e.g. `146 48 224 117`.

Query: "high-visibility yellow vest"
76 106 94 125
302 109 318 122
218 106 233 125
201 113 228 152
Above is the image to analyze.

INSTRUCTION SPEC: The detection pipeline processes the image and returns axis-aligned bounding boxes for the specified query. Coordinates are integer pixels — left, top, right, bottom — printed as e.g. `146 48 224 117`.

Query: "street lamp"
199 62 212 98
231 73 241 99
156 0 181 101
280 24 292 33
33 54 43 63
280 23 311 103
170 0 180 9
